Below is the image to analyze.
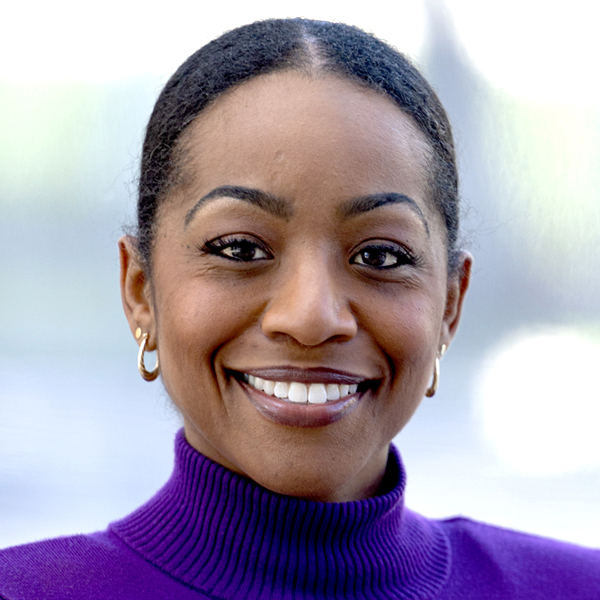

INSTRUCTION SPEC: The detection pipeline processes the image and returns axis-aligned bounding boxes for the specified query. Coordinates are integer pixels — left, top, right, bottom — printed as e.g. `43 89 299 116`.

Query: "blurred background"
1 0 599 548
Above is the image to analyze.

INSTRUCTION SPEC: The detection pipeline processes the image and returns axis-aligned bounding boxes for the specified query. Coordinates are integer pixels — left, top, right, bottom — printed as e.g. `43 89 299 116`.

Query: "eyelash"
350 243 418 270
200 236 419 270
199 236 273 262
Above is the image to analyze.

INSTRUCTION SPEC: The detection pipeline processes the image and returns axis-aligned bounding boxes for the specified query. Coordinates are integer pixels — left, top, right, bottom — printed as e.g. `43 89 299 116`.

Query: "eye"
201 236 272 262
350 243 415 269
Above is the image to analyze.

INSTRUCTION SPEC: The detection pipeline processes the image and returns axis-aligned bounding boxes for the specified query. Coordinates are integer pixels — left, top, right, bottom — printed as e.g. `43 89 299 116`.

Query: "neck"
110 430 451 599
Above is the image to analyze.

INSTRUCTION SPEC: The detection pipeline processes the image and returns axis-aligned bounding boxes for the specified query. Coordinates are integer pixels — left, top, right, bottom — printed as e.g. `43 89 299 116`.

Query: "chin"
255 468 352 502
235 440 389 503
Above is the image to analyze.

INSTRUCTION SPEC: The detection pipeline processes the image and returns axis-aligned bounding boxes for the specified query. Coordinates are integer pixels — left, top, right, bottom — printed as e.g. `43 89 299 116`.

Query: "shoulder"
0 532 204 600
436 516 600 600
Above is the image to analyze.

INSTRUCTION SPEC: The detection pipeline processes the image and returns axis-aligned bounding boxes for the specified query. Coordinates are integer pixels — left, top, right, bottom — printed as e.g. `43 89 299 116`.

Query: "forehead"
176 71 433 216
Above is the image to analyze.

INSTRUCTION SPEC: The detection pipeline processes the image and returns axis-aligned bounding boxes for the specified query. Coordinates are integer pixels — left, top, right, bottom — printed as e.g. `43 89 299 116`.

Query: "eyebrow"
184 185 292 227
340 192 430 235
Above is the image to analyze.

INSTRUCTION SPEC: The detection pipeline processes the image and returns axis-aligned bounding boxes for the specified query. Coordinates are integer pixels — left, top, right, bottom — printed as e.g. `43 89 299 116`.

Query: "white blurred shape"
0 0 426 82
476 328 600 476
448 0 600 104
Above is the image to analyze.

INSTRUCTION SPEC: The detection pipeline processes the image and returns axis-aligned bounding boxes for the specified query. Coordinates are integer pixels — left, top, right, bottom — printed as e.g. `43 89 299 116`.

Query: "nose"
261 259 358 347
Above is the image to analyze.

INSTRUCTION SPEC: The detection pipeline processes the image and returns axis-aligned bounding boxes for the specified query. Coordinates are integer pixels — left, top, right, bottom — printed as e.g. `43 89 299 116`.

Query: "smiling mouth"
229 368 374 427
243 374 359 404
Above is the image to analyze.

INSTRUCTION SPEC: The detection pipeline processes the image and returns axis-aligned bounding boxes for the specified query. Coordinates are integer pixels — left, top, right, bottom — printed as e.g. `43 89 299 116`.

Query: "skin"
120 71 471 502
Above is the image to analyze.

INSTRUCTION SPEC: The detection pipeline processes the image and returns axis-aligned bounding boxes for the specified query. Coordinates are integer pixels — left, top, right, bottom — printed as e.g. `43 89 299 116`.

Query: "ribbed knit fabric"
1 430 599 600
109 430 451 600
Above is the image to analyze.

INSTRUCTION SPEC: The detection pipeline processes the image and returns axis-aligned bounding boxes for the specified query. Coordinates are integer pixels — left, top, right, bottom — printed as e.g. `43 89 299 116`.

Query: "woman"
0 18 598 600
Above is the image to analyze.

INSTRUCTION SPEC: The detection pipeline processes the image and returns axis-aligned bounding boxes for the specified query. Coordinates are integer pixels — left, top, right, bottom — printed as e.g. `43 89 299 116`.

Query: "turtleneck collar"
110 430 450 599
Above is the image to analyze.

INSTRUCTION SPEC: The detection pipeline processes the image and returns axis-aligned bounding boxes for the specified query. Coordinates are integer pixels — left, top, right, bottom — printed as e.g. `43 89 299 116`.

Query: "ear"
119 235 157 351
440 250 472 349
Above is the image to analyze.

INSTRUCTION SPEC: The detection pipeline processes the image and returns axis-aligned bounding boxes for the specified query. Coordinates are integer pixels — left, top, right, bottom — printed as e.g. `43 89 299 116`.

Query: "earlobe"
118 235 156 349
441 250 473 347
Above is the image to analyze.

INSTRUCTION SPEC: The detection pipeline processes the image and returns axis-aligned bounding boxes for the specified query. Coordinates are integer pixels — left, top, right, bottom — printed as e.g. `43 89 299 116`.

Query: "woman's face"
120 71 470 502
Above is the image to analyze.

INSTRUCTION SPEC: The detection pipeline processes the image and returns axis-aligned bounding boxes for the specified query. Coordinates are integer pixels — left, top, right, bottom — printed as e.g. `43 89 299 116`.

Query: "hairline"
137 20 460 277
153 66 445 258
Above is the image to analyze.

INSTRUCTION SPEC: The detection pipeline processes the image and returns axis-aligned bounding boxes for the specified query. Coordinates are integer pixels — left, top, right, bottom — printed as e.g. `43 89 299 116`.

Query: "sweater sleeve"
437 517 600 600
0 531 210 600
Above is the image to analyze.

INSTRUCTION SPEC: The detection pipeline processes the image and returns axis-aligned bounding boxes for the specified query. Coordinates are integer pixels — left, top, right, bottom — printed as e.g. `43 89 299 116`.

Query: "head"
120 18 471 502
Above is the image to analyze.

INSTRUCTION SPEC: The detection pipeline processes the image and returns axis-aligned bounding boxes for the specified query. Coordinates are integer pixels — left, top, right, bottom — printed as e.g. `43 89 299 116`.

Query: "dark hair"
137 18 460 272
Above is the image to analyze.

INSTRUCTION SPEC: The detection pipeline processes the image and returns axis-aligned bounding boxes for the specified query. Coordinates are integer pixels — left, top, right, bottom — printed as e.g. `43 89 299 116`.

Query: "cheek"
363 298 440 440
154 278 259 402
373 288 441 347
365 291 443 396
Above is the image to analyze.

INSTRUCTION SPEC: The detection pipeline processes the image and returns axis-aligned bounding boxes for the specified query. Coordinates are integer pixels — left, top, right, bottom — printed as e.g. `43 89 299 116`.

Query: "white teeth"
288 382 308 403
274 381 289 399
245 375 361 403
308 383 327 404
326 384 340 401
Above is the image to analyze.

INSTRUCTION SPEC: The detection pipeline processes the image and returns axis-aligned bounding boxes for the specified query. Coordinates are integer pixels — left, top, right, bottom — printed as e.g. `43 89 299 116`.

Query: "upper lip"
231 366 372 385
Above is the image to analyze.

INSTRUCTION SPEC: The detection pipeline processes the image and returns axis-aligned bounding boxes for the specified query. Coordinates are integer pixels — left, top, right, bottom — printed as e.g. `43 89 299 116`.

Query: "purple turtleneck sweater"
1 431 598 599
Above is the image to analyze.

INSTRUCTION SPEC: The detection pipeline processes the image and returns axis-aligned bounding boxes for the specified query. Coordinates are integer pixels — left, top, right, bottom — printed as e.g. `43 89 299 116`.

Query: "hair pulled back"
137 18 460 271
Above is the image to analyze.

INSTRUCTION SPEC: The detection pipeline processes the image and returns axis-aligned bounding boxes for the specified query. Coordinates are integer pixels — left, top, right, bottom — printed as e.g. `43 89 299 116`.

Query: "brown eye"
351 244 414 269
221 241 269 261
202 236 272 262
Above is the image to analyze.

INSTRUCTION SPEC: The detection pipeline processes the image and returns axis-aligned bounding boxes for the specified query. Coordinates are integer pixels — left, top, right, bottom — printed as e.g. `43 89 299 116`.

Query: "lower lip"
240 380 362 427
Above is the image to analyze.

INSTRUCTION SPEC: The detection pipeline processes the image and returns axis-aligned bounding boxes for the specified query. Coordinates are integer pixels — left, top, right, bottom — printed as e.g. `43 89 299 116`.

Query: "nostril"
261 296 357 346
260 262 357 346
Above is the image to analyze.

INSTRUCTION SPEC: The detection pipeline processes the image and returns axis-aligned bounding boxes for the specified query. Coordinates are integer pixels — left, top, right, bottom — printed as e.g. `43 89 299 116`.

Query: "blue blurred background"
1 0 599 548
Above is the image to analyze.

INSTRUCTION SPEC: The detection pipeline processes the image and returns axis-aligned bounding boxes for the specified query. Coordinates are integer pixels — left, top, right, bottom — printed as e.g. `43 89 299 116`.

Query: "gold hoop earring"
425 344 446 398
137 332 160 382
